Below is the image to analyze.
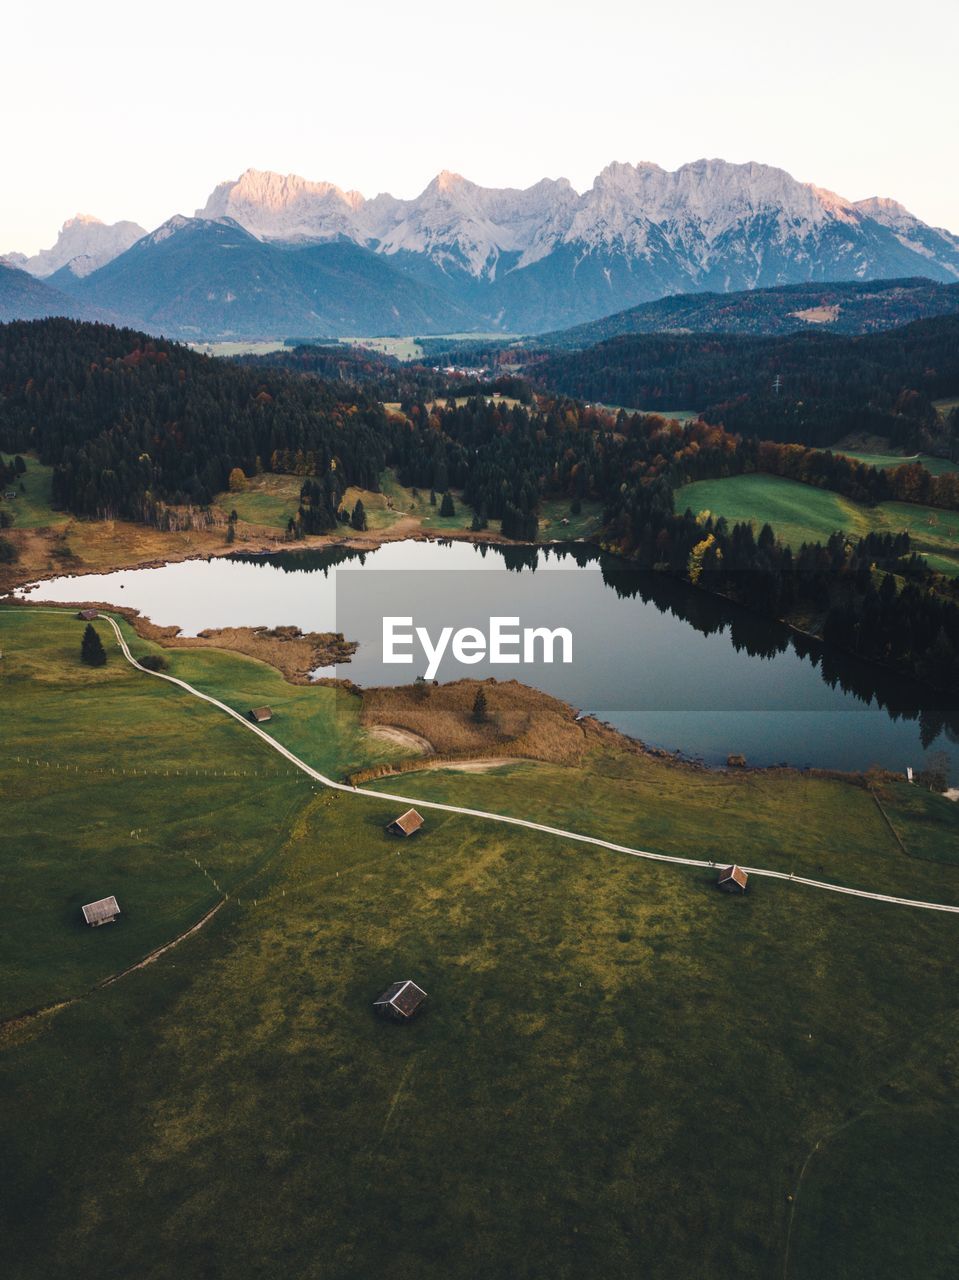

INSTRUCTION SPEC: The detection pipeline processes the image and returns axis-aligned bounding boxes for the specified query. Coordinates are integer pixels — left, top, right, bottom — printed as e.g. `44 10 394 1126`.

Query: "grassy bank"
676 472 959 575
2 605 958 1279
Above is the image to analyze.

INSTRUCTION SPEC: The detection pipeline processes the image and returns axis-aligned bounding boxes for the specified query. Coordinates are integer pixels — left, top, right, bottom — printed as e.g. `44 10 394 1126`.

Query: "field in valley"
2 604 958 1278
220 468 598 542
0 453 69 530
676 473 959 575
837 448 959 477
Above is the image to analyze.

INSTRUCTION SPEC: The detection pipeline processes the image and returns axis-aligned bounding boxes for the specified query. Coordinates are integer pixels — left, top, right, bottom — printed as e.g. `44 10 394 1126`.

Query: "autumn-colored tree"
687 534 718 584
228 467 247 493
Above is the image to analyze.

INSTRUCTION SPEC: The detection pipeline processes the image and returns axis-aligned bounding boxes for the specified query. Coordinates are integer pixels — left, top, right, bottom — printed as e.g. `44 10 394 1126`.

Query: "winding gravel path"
100 614 959 917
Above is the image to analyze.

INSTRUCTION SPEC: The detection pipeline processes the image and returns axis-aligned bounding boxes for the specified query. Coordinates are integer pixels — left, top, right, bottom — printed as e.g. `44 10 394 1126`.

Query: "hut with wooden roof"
77 609 99 621
717 865 748 894
373 979 428 1021
386 808 424 837
81 895 121 927
248 706 273 723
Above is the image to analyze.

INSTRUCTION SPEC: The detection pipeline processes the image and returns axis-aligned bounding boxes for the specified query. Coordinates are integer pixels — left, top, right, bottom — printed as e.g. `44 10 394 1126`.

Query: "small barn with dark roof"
373 979 428 1021
81 895 121 927
717 865 748 894
248 707 273 723
77 609 99 621
387 808 424 837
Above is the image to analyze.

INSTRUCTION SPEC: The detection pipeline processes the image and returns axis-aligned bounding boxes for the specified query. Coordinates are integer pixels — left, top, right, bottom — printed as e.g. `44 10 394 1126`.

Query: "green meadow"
676 472 959 575
2 605 958 1280
0 453 69 529
838 449 959 477
222 467 596 540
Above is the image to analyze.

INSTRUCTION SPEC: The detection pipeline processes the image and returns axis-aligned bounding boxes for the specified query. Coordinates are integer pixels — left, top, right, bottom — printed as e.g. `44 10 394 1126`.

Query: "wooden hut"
717 865 748 894
373 979 428 1021
81 895 121 927
386 808 424 837
77 609 99 621
248 707 273 723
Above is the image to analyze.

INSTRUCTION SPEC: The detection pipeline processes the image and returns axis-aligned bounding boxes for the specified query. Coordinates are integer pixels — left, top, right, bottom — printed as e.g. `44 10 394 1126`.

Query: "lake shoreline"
3 506 951 712
0 511 551 597
0 593 907 791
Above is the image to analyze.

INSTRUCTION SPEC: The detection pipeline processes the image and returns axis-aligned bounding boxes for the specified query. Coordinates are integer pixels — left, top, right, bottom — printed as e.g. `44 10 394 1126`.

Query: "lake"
15 539 958 780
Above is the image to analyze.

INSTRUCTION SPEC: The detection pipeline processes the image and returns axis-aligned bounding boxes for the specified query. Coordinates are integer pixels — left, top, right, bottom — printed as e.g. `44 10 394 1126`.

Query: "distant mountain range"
4 159 959 338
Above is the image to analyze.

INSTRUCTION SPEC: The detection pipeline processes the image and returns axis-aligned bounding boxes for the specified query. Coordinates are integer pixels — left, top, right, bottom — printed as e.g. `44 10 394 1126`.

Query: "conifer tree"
81 623 106 667
472 686 489 724
440 492 455 517
351 500 367 531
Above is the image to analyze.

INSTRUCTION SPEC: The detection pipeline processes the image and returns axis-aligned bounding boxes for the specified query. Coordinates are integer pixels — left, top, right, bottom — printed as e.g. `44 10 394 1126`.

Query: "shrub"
138 654 168 672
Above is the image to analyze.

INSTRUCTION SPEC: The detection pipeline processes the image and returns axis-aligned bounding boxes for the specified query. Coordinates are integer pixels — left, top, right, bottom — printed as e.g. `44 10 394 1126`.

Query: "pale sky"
4 0 957 254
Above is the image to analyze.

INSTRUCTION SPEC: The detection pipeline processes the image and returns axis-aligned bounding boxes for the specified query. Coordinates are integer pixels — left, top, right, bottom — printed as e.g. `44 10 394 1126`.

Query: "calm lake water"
15 539 958 780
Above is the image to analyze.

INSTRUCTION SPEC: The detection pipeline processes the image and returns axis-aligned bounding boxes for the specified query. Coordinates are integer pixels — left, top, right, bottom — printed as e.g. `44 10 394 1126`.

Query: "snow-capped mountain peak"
14 158 956 339
18 214 146 278
197 168 366 242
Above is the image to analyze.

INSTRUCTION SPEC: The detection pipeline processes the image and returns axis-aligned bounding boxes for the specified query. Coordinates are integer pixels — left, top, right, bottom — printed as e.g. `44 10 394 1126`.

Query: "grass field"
343 471 478 534
349 332 522 361
0 453 69 530
676 473 959 575
218 470 480 536
196 341 290 358
837 449 959 477
934 396 959 422
2 605 958 1279
351 336 425 360
219 472 304 529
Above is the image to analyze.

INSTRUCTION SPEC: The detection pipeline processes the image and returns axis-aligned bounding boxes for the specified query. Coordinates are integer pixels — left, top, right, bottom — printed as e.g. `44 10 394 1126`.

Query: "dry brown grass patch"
132 620 356 683
360 678 588 765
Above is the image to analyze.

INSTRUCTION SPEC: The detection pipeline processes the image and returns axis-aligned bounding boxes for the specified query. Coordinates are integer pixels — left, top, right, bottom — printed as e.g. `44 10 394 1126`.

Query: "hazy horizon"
5 0 957 254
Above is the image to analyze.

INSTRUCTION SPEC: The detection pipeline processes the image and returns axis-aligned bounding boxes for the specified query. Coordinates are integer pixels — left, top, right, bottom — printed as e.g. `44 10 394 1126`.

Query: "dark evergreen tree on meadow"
440 492 455 517
351 500 367 532
81 623 106 667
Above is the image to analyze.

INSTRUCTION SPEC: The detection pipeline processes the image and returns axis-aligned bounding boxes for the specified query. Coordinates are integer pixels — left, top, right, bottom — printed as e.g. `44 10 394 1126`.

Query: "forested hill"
234 343 453 404
536 278 959 348
529 315 959 454
0 319 389 519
